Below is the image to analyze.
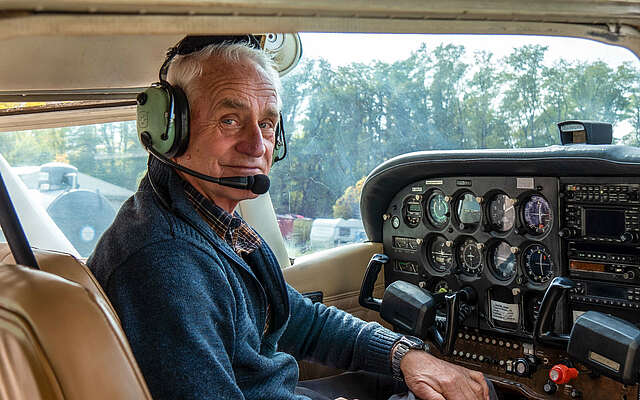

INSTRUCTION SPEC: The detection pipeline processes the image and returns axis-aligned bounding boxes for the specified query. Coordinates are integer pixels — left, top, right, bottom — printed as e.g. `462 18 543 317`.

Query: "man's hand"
400 350 489 400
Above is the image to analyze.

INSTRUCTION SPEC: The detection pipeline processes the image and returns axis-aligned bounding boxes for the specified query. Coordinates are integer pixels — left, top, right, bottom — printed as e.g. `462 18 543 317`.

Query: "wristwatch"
391 335 430 382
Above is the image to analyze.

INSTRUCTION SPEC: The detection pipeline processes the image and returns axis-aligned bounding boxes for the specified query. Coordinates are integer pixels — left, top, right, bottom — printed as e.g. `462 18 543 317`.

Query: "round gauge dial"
457 238 483 275
427 191 449 228
428 236 453 272
433 279 450 294
456 193 481 230
489 241 517 281
523 195 552 235
488 193 516 232
523 244 554 283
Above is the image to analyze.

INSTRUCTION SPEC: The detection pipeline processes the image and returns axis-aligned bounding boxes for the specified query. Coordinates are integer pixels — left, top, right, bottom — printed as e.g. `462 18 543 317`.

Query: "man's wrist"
390 336 429 382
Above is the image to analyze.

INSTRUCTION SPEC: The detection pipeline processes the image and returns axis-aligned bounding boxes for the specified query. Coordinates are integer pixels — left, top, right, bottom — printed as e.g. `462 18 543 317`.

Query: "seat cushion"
0 243 120 325
0 243 151 400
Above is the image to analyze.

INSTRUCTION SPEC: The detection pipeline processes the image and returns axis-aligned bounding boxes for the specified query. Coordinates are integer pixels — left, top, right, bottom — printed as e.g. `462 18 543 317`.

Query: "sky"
299 33 640 67
297 33 640 140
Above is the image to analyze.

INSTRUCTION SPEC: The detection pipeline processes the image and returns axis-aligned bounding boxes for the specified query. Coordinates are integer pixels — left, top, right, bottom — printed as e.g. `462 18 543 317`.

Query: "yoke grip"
534 276 574 348
359 254 389 312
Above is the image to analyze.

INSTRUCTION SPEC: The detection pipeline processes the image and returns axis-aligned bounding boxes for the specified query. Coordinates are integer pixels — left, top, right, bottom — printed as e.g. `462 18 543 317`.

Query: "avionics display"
587 284 628 300
562 182 640 244
584 209 625 238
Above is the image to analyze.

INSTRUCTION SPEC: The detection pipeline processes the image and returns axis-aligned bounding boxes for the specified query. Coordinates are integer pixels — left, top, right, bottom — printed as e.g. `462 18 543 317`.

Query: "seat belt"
0 170 39 269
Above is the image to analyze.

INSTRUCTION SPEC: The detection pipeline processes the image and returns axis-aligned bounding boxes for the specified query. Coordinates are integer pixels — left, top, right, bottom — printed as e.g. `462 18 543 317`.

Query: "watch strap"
391 336 429 382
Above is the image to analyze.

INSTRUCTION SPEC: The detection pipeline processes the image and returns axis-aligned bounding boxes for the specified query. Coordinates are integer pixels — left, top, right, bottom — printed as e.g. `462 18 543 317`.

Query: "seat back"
0 243 152 400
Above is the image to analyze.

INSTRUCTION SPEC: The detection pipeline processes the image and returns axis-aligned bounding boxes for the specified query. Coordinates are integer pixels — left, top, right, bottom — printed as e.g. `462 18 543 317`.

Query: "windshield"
272 33 640 256
0 33 638 258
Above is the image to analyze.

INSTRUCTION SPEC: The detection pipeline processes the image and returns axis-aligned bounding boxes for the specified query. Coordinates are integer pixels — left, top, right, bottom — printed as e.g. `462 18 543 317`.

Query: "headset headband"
141 34 286 163
159 35 263 81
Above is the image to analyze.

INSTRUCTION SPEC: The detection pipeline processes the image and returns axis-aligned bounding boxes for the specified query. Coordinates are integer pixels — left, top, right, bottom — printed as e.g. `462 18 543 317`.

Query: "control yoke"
359 254 475 354
535 277 640 385
533 277 574 348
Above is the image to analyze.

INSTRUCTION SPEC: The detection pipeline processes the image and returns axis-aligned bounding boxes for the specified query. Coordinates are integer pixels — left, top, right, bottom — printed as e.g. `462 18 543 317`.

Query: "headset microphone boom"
139 131 270 195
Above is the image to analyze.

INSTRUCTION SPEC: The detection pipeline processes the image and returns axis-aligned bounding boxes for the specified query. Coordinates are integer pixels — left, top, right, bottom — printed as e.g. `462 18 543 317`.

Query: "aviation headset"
136 35 287 162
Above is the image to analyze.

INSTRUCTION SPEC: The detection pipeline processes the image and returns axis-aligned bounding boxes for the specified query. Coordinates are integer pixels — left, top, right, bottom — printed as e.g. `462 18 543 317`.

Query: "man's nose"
235 122 266 158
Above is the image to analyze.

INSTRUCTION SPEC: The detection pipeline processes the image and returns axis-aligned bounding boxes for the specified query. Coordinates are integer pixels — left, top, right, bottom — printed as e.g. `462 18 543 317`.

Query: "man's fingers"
469 371 490 400
414 384 446 400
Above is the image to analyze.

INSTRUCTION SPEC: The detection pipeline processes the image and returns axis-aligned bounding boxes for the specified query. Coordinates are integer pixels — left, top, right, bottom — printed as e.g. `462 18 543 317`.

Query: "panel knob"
549 364 578 384
514 358 533 377
543 380 557 394
620 232 639 243
559 227 577 239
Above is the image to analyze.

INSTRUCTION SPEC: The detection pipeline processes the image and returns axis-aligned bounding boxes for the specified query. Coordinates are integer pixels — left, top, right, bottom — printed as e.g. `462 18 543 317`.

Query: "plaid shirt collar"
182 180 262 256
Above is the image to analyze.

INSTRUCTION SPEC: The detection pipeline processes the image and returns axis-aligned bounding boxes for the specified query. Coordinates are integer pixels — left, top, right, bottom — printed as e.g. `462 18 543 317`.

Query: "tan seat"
0 243 152 400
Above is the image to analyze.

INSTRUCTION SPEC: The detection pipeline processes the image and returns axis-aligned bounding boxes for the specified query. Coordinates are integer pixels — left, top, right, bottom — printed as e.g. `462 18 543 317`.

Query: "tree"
333 176 367 219
463 51 510 149
426 44 469 149
501 45 547 147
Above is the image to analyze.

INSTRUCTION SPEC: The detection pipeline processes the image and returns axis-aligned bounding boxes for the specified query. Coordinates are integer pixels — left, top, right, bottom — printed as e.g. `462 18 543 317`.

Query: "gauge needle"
538 254 544 275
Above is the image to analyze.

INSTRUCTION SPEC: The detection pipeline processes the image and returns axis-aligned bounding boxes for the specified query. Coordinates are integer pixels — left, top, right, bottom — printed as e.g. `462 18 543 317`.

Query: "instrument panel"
384 176 563 338
380 174 640 399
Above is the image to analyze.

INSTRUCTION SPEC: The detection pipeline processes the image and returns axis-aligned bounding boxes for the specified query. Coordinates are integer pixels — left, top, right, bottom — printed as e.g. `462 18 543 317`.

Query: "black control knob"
514 358 534 377
543 380 557 394
624 270 636 280
570 388 582 399
620 232 639 243
559 227 578 239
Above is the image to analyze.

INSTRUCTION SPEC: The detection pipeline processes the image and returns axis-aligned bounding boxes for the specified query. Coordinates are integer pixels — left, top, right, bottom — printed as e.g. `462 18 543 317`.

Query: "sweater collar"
144 155 259 275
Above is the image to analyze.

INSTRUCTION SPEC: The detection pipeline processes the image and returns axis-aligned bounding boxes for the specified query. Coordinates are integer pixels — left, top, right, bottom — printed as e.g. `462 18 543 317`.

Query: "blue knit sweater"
87 157 401 400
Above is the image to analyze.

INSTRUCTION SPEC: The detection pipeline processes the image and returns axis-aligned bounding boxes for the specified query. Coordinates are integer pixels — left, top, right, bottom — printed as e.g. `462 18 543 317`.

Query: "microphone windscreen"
251 174 270 195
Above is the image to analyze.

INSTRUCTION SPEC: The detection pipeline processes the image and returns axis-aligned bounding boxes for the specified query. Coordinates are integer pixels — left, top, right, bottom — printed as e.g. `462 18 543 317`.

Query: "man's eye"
221 118 237 126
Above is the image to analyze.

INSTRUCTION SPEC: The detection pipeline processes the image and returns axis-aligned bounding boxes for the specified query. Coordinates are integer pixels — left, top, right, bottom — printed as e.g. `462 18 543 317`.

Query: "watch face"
402 335 425 349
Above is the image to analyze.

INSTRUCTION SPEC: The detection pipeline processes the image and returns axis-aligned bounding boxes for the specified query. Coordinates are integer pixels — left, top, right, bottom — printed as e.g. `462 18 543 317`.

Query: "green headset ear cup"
136 83 190 158
137 85 172 154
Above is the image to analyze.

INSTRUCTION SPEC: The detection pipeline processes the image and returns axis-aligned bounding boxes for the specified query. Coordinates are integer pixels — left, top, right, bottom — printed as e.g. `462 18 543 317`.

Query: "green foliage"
333 176 367 219
270 45 640 220
3 121 147 191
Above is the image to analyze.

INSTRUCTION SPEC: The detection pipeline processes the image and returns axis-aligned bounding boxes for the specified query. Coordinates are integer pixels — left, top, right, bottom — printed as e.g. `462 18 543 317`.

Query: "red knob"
549 364 579 384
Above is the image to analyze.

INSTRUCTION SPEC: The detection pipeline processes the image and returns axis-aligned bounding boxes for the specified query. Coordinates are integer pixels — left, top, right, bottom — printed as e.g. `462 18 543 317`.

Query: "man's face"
174 57 280 212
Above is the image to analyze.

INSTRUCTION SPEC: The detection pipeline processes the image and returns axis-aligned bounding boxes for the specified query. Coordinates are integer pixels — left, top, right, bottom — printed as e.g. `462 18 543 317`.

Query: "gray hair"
166 43 282 109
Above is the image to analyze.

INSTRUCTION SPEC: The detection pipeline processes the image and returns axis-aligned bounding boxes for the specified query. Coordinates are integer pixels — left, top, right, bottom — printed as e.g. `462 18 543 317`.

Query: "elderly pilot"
88 36 493 400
